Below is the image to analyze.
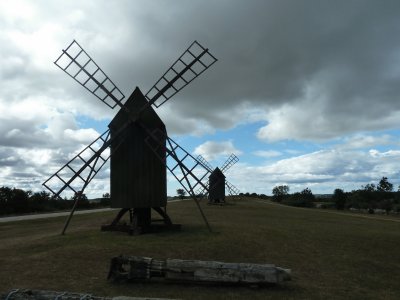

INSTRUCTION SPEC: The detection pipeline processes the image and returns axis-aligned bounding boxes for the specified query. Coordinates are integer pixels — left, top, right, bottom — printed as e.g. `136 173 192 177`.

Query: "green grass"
0 198 399 299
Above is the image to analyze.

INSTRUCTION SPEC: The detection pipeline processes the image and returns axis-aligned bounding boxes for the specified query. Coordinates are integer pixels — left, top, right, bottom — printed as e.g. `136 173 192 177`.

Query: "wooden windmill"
43 40 217 234
196 154 240 204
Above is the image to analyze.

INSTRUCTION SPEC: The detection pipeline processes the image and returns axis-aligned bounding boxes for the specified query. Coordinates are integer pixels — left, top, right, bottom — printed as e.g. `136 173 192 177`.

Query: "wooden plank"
108 256 291 286
0 289 178 300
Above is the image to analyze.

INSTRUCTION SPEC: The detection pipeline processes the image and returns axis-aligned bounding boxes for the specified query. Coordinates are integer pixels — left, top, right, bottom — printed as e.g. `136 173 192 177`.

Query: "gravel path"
0 208 116 223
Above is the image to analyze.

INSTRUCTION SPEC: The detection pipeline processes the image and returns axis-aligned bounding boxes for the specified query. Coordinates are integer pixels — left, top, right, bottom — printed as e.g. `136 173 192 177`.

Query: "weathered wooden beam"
108 256 291 286
1 289 178 300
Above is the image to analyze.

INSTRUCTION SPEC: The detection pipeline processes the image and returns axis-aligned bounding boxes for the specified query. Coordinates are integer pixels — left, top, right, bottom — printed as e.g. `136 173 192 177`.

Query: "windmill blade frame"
145 130 212 231
42 128 130 235
196 155 214 172
145 40 217 108
43 130 112 198
220 153 239 173
225 180 240 196
54 40 126 109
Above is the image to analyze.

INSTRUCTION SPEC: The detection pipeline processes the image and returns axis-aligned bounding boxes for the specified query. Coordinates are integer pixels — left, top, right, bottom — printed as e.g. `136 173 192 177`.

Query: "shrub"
282 189 315 208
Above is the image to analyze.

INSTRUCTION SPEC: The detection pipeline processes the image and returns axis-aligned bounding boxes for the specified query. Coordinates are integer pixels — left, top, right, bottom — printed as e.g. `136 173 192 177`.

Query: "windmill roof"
210 167 226 178
108 87 165 131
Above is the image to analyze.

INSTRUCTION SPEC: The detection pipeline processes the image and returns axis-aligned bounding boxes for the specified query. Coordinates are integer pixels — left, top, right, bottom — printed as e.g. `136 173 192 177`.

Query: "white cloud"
64 128 99 143
253 150 282 158
340 134 395 149
228 148 400 194
194 140 242 161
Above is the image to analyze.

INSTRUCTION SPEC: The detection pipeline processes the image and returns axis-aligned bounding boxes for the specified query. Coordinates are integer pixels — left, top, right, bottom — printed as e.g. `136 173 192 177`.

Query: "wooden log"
0 289 178 300
108 255 291 286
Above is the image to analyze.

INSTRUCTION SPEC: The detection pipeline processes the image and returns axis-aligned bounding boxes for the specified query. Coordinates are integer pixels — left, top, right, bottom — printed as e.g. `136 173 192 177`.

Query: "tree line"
271 186 315 208
0 187 110 216
271 177 400 213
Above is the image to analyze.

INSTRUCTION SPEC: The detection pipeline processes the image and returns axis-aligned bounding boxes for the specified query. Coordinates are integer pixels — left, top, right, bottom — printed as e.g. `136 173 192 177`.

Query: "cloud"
3 1 400 141
194 140 242 161
229 148 400 194
340 134 396 149
253 150 282 158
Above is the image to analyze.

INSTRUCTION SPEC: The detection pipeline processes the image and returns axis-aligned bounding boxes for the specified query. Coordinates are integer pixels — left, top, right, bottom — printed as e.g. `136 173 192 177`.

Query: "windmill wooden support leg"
101 208 150 235
208 197 226 205
153 207 172 226
112 208 130 226
101 207 180 235
101 208 133 234
108 256 291 286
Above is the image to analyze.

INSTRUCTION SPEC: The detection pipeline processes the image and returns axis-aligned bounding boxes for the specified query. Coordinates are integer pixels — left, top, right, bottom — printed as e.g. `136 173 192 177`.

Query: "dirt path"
0 208 116 223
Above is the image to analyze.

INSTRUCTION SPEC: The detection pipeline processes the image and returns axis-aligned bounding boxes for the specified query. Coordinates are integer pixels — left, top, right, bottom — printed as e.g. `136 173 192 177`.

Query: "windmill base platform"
208 199 226 205
101 207 181 235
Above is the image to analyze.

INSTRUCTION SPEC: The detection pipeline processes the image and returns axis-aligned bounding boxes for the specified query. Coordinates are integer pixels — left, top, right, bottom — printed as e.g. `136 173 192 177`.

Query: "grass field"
0 198 399 299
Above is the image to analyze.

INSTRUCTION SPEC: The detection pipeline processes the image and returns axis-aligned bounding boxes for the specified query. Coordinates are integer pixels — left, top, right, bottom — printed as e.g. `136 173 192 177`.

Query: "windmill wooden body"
208 167 225 202
197 154 240 204
109 87 167 208
43 40 217 234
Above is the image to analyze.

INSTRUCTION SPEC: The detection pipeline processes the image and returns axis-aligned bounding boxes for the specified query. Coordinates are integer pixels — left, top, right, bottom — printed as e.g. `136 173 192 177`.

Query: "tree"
9 188 30 214
332 188 346 210
0 187 12 215
280 188 314 208
71 191 89 208
30 191 51 212
377 177 393 192
102 193 110 198
272 185 289 202
300 187 315 203
362 183 376 192
176 188 186 199
71 192 88 201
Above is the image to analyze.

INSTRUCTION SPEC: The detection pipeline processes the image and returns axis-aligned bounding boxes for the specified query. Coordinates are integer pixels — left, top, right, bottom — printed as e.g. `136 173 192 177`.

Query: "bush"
282 189 315 208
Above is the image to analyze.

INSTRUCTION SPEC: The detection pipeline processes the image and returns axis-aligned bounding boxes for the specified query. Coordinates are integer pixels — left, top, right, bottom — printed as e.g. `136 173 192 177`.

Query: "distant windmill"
43 40 217 235
196 154 240 204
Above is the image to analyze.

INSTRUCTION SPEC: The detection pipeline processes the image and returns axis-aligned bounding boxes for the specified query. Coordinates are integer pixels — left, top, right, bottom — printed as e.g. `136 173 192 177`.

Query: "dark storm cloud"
10 0 396 140
103 0 400 139
3 0 400 139
0 148 23 167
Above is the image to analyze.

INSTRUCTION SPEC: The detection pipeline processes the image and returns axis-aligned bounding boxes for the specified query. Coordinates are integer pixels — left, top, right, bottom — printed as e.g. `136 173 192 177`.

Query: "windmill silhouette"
196 154 240 204
43 40 217 235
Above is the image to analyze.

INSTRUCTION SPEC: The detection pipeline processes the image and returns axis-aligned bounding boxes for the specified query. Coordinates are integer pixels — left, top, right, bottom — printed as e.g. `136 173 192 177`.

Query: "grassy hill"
0 198 399 299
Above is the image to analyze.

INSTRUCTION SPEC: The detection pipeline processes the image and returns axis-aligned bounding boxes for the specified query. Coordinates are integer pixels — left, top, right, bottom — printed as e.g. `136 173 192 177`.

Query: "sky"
2 0 400 198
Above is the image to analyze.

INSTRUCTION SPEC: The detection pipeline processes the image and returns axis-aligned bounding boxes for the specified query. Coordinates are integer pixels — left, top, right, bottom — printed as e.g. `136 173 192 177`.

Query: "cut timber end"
108 255 291 286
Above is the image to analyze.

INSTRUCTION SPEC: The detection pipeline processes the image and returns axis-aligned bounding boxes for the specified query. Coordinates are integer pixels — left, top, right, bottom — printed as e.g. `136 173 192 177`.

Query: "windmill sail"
43 130 112 198
225 180 240 196
196 155 214 172
145 130 212 231
54 40 125 109
145 41 217 108
220 153 239 173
